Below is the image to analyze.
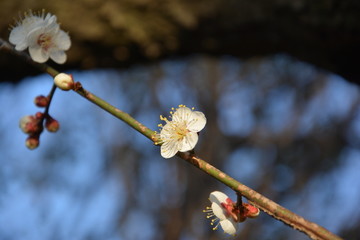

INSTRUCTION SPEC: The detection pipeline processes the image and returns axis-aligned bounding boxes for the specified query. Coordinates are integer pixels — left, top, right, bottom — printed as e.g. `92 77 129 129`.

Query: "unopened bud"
19 115 34 132
25 135 40 150
45 116 60 132
35 112 44 119
19 115 41 134
54 73 74 91
242 203 260 218
34 95 49 107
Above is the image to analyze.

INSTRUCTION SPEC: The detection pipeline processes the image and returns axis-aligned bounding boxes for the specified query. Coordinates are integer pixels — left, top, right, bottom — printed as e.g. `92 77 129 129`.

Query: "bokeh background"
1 1 360 240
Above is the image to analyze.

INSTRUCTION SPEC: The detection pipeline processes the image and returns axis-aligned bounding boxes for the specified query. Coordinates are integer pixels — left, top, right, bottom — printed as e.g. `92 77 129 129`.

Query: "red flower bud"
35 112 44 119
34 95 49 107
242 203 260 218
25 135 40 149
45 116 60 132
19 115 42 134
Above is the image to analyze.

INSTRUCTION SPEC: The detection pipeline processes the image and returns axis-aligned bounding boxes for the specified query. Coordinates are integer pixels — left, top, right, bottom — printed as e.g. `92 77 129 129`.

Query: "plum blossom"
203 191 260 236
9 10 71 64
203 191 239 235
158 105 206 158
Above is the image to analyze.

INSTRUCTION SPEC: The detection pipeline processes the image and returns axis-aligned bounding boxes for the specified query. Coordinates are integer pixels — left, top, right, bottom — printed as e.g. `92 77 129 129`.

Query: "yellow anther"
160 115 168 121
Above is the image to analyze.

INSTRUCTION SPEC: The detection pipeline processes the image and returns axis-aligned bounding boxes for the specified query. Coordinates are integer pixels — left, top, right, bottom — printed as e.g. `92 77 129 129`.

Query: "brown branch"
177 152 342 240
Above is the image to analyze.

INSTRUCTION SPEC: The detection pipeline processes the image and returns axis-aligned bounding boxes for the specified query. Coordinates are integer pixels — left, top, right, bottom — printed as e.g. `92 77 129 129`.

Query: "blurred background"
1 0 360 240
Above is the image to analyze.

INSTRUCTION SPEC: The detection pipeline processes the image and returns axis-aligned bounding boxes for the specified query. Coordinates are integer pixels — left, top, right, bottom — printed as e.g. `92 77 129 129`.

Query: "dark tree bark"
0 0 359 84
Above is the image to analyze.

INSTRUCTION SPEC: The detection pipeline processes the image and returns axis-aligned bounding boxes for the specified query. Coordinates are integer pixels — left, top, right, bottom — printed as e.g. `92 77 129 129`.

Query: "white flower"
9 10 71 64
203 191 239 236
158 105 206 158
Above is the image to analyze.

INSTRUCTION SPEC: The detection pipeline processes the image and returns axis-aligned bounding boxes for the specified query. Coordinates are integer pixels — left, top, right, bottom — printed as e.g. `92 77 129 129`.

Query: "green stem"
73 82 158 142
0 38 343 240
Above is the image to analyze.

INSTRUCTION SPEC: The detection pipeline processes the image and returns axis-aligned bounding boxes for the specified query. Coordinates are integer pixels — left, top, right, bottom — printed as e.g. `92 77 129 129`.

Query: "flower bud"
19 115 41 134
35 112 44 119
19 115 34 131
242 203 260 218
25 135 40 150
54 73 74 91
45 116 60 132
34 95 49 107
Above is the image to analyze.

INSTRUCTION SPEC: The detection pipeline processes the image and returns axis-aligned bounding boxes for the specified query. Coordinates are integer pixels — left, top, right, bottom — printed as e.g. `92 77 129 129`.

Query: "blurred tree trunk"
1 0 359 84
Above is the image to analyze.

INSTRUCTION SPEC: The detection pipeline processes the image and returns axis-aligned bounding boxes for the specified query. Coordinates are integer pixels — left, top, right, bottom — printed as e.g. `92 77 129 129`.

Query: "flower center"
37 33 53 51
173 122 188 139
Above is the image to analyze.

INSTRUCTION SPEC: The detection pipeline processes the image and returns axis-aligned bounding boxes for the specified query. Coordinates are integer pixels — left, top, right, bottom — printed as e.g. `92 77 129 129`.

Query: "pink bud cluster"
19 94 60 149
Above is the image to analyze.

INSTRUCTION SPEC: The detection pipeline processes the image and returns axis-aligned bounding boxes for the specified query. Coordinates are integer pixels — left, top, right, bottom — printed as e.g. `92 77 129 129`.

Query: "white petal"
14 40 29 51
43 14 57 29
50 50 67 64
27 27 44 47
44 13 53 21
220 219 238 235
9 27 29 51
178 131 198 152
29 46 49 63
187 111 206 132
47 15 57 24
160 123 174 139
211 202 227 220
55 30 71 50
9 26 27 45
44 19 60 35
160 141 179 158
209 191 229 205
24 16 46 31
172 106 192 122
